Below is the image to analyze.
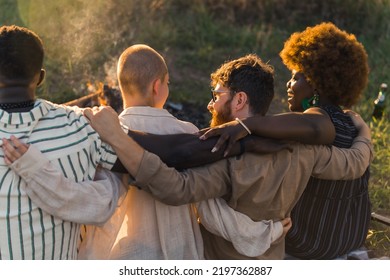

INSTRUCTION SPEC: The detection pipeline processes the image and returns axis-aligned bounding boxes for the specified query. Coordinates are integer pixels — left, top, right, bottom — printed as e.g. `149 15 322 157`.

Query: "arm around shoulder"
312 136 373 180
9 145 125 225
130 150 231 205
243 108 335 144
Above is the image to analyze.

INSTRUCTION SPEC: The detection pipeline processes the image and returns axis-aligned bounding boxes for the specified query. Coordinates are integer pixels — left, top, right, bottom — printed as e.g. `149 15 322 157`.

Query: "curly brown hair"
210 54 274 115
279 22 369 108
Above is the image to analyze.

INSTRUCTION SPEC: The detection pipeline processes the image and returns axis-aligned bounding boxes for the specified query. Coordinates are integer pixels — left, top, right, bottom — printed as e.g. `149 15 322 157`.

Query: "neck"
234 110 252 120
124 100 153 108
318 96 333 106
123 92 155 109
0 86 36 103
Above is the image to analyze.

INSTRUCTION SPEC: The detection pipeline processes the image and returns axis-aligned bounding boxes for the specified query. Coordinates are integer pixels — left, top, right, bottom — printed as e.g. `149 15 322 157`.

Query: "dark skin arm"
111 128 290 172
199 107 336 155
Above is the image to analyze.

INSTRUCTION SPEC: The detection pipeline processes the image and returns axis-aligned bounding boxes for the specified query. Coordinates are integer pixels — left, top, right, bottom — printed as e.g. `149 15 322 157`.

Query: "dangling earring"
301 91 320 110
312 90 319 106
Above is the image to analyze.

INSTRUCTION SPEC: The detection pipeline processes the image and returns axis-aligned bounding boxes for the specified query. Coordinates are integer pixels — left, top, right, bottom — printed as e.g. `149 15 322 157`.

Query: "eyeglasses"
210 89 236 102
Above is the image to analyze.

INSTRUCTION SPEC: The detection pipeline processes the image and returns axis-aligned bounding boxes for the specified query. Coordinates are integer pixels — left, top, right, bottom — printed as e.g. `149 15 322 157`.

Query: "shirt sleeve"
91 122 128 171
197 198 283 257
130 150 231 205
311 136 373 180
9 145 126 226
98 141 119 171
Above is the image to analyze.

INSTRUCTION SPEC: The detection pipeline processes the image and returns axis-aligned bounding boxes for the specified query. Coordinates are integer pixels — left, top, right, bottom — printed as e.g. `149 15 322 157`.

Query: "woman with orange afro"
201 22 371 259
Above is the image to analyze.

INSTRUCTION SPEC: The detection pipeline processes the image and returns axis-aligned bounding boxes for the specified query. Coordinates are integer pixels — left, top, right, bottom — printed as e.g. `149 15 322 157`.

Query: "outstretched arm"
110 130 289 171
199 107 335 155
85 106 288 171
2 136 126 226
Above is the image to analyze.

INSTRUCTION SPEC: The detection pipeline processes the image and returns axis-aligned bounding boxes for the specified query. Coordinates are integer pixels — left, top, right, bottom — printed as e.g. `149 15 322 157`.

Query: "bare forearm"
126 130 241 169
242 111 335 144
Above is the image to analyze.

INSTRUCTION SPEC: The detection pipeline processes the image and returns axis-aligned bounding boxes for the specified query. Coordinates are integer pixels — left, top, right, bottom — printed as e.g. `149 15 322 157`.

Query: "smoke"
15 0 139 90
18 0 112 60
10 0 174 99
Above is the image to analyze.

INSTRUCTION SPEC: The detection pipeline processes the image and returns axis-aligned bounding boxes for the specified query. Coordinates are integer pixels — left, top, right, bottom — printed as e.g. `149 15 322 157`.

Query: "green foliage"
368 117 390 211
0 0 23 25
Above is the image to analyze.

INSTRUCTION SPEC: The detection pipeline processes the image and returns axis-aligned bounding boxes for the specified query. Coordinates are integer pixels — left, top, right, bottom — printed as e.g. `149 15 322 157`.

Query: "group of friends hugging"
0 21 372 260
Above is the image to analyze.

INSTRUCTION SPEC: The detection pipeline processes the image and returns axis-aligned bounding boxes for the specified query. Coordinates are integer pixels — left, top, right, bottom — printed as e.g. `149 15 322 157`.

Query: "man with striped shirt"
0 25 121 259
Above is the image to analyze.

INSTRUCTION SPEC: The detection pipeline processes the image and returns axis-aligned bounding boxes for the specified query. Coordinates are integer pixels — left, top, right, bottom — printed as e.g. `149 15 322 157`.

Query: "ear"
152 78 161 96
234 91 248 111
37 69 46 87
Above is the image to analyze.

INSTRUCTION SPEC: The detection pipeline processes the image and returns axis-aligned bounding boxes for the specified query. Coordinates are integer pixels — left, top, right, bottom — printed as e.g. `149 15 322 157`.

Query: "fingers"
281 217 292 226
10 135 29 154
199 127 220 140
196 127 211 137
1 136 29 164
224 138 236 157
281 217 292 236
83 107 94 121
344 110 362 122
344 109 358 116
211 133 230 153
83 106 104 120
345 110 365 131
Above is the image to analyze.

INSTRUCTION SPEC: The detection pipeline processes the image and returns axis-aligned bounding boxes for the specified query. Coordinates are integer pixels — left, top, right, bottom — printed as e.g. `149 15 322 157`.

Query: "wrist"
235 118 252 135
10 145 49 180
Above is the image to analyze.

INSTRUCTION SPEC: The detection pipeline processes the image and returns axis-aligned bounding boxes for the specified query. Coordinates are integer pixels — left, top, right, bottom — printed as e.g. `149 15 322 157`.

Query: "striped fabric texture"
285 105 371 259
0 99 117 259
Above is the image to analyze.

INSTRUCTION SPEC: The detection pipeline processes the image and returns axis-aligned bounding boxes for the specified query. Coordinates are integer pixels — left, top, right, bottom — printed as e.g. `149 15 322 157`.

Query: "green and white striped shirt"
0 99 117 259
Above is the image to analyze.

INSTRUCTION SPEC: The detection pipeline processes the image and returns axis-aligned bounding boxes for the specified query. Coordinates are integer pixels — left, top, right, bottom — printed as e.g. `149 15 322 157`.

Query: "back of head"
117 44 168 97
280 22 369 107
0 25 44 83
211 54 274 116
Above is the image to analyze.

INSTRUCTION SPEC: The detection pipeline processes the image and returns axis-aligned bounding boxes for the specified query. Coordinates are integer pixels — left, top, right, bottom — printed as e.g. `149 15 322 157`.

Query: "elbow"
309 122 335 145
300 112 336 144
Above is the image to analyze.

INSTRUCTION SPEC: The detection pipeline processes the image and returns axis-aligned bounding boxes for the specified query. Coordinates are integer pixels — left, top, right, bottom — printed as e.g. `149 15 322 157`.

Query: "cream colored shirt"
98 106 204 259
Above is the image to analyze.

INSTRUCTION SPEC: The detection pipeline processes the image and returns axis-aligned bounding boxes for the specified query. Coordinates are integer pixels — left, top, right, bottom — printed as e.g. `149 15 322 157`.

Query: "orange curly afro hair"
279 22 369 108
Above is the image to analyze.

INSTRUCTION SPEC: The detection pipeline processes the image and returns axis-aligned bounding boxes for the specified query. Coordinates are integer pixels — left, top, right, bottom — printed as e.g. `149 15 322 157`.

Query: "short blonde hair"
117 44 168 96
